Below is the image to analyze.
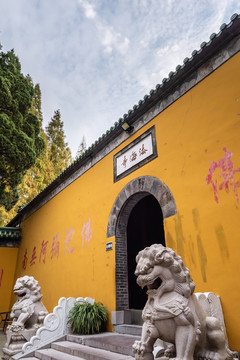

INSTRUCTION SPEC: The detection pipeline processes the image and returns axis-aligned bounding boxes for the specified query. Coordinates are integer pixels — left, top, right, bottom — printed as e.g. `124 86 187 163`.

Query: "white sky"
0 0 239 156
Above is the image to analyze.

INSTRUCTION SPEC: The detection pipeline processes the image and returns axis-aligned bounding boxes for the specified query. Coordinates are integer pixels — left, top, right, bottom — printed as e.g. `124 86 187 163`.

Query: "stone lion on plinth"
132 244 234 360
2 276 48 360
9 275 47 331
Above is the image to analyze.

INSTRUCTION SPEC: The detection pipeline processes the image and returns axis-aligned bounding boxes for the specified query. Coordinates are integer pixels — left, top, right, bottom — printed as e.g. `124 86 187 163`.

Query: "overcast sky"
1 0 239 156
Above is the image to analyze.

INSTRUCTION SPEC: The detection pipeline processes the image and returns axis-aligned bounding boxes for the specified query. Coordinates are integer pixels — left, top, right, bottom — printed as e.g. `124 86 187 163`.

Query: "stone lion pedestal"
132 244 236 360
2 276 48 360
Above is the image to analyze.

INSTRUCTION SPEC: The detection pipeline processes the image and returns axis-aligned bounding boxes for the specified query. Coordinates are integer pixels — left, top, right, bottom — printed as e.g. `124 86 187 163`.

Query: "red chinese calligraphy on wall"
39 240 48 264
0 269 3 288
64 227 75 255
206 147 240 203
51 233 60 259
30 246 37 266
81 217 93 248
22 249 28 270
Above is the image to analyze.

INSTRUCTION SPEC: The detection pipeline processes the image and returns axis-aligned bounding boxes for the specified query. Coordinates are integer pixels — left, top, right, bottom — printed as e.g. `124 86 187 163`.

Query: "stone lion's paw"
133 340 146 355
8 322 24 332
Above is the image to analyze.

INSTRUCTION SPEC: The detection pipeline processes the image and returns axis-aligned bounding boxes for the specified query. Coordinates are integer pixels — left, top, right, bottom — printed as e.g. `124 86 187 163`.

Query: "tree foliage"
0 48 73 225
0 137 56 225
76 136 86 159
0 49 45 210
46 109 72 176
26 76 43 124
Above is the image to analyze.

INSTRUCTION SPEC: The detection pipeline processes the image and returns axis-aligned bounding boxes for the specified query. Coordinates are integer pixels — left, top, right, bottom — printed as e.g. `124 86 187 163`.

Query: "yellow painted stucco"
0 247 18 313
11 52 240 349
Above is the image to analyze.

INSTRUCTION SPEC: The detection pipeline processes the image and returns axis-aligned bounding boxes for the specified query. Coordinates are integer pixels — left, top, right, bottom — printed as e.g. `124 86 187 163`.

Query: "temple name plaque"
114 126 157 182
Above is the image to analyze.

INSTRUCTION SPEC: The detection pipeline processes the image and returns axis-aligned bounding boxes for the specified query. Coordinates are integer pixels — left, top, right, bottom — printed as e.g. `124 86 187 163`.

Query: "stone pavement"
0 329 7 357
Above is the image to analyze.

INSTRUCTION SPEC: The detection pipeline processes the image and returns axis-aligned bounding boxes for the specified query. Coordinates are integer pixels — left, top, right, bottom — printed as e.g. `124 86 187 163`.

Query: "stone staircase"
16 308 143 360
23 332 140 360
113 309 143 337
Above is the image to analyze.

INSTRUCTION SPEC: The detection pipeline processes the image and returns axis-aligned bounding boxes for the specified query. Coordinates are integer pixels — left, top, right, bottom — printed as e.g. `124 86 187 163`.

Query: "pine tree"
46 109 72 176
76 136 86 158
32 84 43 124
0 82 56 225
19 82 56 200
25 77 43 124
0 64 73 225
0 48 45 211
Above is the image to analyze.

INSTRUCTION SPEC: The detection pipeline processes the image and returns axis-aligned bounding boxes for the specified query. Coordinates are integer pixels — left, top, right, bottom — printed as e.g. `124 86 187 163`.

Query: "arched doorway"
127 194 165 309
107 176 177 313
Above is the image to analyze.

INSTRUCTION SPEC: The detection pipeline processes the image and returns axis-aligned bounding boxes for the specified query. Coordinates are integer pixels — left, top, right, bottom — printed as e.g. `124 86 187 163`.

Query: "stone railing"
194 292 230 346
12 296 95 359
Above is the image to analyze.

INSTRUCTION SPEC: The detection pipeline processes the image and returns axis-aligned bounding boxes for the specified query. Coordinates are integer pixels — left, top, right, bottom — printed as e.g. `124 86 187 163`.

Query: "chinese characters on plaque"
114 127 157 182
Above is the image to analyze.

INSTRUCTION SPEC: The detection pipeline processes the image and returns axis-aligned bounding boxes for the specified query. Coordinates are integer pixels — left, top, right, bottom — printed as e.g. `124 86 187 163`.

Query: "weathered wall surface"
160 52 240 349
11 52 240 348
0 247 18 312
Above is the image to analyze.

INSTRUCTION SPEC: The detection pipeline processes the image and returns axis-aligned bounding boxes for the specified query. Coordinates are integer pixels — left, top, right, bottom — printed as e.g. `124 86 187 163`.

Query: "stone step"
114 324 142 336
35 348 84 360
51 341 134 359
67 332 139 356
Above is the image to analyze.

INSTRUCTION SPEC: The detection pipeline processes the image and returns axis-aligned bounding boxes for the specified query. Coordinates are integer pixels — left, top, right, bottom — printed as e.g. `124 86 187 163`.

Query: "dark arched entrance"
107 176 177 313
127 194 165 309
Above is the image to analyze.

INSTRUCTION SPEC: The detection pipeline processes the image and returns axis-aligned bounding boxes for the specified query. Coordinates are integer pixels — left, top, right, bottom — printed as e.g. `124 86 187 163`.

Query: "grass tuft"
68 301 108 335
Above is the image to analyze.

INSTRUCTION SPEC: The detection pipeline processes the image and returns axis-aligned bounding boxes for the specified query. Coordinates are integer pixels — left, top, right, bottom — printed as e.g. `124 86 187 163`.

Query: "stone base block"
111 310 131 325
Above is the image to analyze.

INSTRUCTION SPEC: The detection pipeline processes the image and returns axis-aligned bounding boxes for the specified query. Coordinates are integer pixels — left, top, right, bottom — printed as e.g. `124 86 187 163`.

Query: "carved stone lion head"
13 275 42 302
135 244 195 298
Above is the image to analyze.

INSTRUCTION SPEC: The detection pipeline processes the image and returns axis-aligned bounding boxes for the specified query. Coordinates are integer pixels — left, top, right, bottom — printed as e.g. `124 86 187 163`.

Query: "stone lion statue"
2 276 48 359
9 275 48 331
132 244 234 360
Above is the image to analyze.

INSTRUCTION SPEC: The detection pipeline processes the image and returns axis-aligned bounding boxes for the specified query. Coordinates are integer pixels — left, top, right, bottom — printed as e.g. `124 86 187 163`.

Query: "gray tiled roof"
8 13 240 226
0 227 21 240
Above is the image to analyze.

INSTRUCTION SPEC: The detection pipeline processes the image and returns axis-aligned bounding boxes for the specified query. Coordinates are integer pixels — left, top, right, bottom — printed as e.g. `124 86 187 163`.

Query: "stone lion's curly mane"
136 244 195 297
16 276 43 301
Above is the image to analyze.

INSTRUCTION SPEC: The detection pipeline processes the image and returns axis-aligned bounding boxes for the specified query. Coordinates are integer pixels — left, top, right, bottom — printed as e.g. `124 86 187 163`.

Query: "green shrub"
68 301 108 335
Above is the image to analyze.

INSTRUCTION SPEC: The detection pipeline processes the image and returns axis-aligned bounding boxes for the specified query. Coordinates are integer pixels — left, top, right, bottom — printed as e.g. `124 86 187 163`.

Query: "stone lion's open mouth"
147 277 162 290
14 288 26 297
